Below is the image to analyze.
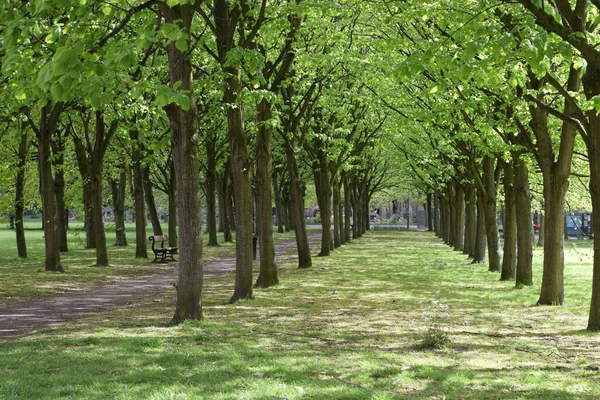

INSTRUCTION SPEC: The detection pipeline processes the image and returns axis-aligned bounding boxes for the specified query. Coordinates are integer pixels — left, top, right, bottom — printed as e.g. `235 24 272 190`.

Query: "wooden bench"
148 235 178 263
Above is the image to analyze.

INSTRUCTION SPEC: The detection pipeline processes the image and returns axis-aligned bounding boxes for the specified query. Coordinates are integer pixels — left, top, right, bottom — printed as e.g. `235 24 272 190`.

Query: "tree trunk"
364 191 371 232
434 192 440 237
343 173 352 243
51 134 68 253
586 118 600 329
217 169 232 242
205 135 219 247
427 193 433 232
143 166 163 236
332 174 341 248
15 128 29 258
537 212 545 247
227 181 236 232
313 145 332 256
72 136 95 249
225 75 254 303
254 99 278 288
287 197 295 231
406 197 411 231
162 2 203 322
273 170 285 234
538 180 567 305
168 162 178 247
89 111 111 267
501 159 517 281
588 152 600 329
438 194 446 240
582 67 600 329
473 194 487 263
481 156 501 272
514 153 533 287
130 130 147 259
454 183 465 252
37 102 64 272
112 166 128 246
443 194 452 245
284 138 312 268
90 161 108 266
464 184 477 257
351 178 358 239
338 178 345 246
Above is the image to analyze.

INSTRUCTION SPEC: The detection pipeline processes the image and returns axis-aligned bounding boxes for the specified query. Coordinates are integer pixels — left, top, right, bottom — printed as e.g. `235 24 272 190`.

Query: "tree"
161 2 204 323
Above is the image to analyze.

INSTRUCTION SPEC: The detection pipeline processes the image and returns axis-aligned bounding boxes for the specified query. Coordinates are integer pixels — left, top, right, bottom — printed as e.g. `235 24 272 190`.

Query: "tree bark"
89 111 113 267
537 211 545 247
205 134 219 247
434 192 440 237
481 156 501 272
112 166 128 246
254 99 278 288
224 74 254 302
514 153 533 287
36 102 64 272
129 130 147 259
72 132 95 249
217 168 232 242
581 65 600 329
343 173 352 243
162 2 203 322
168 161 178 247
15 127 29 258
454 183 465 252
313 143 332 256
284 137 312 268
464 184 477 258
501 159 517 281
427 193 433 232
332 174 341 248
143 166 163 236
51 133 68 253
473 194 487 264
273 169 285 234
438 194 446 241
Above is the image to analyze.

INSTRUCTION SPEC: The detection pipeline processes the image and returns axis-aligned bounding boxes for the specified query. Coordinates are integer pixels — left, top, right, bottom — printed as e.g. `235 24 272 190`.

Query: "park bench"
148 235 178 263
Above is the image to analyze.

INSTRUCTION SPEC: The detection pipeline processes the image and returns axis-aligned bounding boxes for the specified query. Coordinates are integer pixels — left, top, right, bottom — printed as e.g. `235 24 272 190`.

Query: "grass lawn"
1 230 600 399
0 220 298 304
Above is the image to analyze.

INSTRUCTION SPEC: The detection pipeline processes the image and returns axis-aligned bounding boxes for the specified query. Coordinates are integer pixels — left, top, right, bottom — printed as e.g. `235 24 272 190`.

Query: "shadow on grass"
0 330 591 400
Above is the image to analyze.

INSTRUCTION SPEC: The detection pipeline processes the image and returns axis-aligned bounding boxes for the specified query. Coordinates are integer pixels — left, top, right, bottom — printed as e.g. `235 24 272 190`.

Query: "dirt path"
0 233 321 339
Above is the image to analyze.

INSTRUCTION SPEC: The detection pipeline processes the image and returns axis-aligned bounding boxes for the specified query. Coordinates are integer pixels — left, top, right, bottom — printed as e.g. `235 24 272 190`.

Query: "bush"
419 297 451 350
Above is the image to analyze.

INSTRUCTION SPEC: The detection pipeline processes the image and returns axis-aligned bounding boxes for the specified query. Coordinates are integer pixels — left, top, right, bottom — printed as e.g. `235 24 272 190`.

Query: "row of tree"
376 0 600 331
3 0 600 331
0 0 397 324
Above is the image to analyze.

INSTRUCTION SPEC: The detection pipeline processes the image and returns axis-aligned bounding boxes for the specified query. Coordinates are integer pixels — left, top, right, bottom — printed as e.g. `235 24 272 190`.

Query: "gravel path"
0 233 321 339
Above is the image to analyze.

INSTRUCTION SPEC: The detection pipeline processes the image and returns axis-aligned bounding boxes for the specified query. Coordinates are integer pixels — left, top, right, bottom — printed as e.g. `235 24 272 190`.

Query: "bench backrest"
150 235 168 242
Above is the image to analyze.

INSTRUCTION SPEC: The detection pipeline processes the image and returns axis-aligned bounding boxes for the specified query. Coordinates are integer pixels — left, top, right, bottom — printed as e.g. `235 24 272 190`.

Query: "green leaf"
93 63 106 76
175 36 188 52
464 42 477 60
36 64 54 91
1 53 21 74
155 85 173 108
118 51 136 68
175 93 191 111
50 82 65 101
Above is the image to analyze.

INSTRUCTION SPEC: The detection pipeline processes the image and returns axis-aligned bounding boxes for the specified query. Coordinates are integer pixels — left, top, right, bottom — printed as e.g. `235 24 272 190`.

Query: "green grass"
0 220 301 303
1 230 600 399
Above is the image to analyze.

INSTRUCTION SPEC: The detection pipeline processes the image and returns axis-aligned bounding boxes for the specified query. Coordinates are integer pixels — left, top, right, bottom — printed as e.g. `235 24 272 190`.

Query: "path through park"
0 233 321 339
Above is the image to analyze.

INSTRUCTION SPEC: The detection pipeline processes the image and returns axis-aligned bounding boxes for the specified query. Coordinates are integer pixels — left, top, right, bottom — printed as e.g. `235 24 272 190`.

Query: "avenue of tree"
2 0 600 331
